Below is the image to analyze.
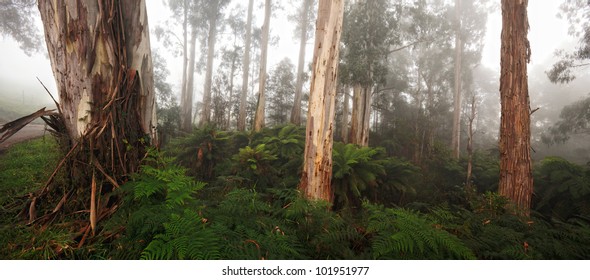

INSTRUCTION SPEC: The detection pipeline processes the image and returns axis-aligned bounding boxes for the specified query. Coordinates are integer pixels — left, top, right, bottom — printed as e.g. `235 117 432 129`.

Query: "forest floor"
0 123 47 152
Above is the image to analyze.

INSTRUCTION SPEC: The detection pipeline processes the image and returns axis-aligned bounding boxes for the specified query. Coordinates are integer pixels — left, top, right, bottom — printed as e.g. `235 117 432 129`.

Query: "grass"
0 136 60 206
0 136 62 259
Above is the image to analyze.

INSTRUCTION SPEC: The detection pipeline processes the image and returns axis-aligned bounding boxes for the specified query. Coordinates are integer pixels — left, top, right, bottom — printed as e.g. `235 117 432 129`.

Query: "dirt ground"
0 123 48 151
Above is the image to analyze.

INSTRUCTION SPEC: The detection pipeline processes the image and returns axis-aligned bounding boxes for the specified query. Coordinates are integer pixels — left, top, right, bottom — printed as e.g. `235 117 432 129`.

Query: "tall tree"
200 0 230 127
342 0 394 146
267 58 296 126
290 0 314 125
237 0 254 131
253 0 272 132
299 0 345 203
37 0 156 226
547 0 590 84
0 0 42 55
498 0 533 215
451 0 463 158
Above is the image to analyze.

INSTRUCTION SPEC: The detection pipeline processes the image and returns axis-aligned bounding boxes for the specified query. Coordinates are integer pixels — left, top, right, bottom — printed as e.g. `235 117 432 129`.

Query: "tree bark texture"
253 0 271 132
290 0 312 126
37 0 156 223
451 0 463 159
237 0 254 131
299 0 344 203
498 0 533 215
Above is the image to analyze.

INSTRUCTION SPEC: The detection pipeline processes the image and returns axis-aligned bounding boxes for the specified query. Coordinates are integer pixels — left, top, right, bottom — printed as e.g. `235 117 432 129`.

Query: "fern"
365 203 475 259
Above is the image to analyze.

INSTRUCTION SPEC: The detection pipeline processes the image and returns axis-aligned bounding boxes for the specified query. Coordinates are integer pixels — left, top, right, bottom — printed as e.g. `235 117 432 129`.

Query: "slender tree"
253 0 272 132
200 0 230 127
299 0 345 203
290 0 313 125
238 0 254 131
498 0 533 215
451 0 463 158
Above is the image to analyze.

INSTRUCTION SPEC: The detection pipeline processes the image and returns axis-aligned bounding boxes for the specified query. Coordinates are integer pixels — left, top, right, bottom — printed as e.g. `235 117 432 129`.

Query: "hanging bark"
181 27 198 132
35 0 156 225
237 0 254 131
290 0 312 126
253 0 271 132
498 0 533 216
451 0 463 159
299 0 344 203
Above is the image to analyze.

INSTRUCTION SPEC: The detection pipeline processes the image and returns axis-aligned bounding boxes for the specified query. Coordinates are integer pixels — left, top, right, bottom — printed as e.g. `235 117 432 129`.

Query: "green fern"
365 203 475 260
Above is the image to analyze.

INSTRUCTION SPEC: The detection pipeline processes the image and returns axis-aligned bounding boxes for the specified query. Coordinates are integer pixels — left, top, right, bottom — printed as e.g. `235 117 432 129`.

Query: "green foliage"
231 144 278 189
171 126 230 180
332 143 385 209
365 203 475 259
376 157 421 206
533 157 590 220
105 150 207 259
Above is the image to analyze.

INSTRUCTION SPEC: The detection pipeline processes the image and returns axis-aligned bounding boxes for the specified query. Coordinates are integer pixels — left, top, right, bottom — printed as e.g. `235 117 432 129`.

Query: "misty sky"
0 1 585 108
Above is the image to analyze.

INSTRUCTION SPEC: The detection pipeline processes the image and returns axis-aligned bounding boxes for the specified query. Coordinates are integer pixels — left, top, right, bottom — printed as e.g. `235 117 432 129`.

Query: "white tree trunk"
299 0 344 203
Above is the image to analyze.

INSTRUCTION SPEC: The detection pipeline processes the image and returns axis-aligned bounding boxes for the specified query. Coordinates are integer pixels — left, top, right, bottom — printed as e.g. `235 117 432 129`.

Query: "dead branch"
0 107 56 144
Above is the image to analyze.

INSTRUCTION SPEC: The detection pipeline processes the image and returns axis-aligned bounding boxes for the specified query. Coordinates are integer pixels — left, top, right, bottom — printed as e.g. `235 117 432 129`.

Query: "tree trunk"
253 0 271 132
37 0 156 222
299 0 344 203
341 85 349 143
498 0 533 216
182 27 198 132
200 4 219 127
466 94 476 197
237 0 254 131
451 0 463 159
350 84 371 146
179 0 190 132
290 0 312 126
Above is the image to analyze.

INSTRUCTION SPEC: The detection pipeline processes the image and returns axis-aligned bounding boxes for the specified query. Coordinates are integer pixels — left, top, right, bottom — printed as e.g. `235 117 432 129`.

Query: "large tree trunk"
299 0 344 203
290 0 312 126
200 3 220 127
498 0 533 216
37 0 156 225
181 27 198 132
237 0 254 131
451 0 463 159
253 0 271 132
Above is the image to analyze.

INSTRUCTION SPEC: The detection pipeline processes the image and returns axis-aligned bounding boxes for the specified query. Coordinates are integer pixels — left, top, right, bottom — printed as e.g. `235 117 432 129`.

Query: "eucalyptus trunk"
451 0 463 159
182 27 198 132
200 4 220 127
253 0 271 132
498 0 533 216
290 0 312 126
237 0 254 131
299 0 344 203
37 0 156 226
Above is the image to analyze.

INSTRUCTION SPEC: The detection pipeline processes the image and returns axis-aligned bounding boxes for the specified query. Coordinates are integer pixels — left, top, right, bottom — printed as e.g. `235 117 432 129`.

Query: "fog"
1 0 589 162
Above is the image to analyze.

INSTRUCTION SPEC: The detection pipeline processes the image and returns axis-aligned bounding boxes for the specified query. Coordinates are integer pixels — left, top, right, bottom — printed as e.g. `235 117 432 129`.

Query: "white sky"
0 0 580 107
